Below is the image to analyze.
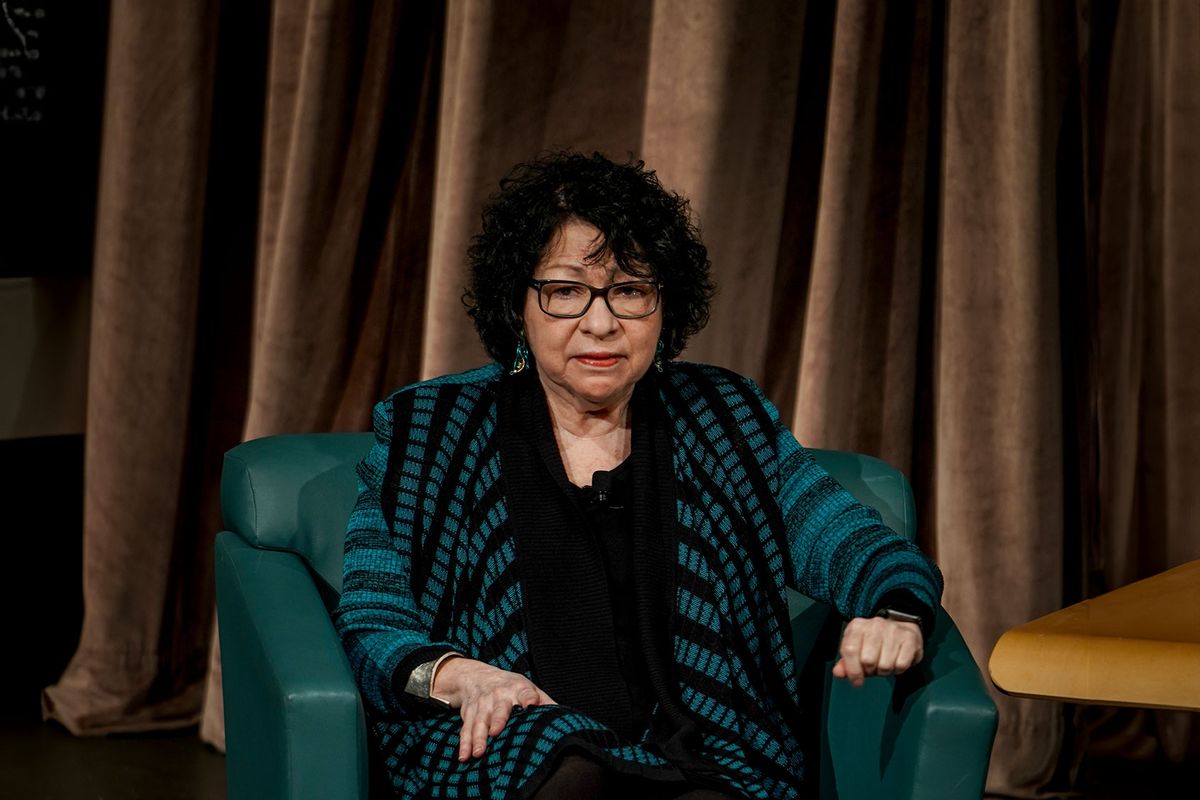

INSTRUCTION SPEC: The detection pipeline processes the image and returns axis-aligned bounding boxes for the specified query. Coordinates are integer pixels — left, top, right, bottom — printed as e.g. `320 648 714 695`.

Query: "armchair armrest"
820 607 998 800
215 531 370 800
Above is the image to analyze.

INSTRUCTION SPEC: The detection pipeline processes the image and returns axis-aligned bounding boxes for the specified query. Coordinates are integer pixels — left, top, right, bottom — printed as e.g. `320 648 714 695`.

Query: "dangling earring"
654 340 665 373
510 335 530 375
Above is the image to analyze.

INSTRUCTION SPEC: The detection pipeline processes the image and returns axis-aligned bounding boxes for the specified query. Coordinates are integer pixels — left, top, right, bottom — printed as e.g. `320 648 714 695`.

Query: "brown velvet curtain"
46 0 1200 796
40 1 223 735
44 0 442 745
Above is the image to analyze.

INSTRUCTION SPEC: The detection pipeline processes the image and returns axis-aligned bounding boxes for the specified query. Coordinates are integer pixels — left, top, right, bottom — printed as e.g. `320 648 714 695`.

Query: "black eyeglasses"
528 279 660 319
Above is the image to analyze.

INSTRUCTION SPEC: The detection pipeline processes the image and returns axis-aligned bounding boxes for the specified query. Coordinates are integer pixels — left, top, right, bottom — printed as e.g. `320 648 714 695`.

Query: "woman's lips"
575 353 620 367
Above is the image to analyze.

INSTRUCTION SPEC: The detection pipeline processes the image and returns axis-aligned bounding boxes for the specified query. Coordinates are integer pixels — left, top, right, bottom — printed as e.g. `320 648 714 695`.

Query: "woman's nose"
579 293 618 335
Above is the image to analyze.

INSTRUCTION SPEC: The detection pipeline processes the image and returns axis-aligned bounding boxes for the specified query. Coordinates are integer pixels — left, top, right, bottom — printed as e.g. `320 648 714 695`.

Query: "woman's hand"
431 658 556 761
832 617 923 688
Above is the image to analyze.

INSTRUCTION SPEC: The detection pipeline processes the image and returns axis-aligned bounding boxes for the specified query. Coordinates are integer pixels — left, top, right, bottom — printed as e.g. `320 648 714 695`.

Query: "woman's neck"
538 375 633 440
538 374 633 484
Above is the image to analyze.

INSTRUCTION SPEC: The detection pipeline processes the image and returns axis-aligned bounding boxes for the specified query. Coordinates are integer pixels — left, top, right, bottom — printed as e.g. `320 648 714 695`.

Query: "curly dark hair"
464 151 715 365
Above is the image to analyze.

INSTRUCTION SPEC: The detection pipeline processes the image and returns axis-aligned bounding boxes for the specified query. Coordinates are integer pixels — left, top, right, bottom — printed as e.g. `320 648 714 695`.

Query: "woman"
334 152 942 799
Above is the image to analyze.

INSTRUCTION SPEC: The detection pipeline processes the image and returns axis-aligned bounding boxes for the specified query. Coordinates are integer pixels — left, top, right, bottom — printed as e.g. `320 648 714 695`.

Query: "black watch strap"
875 607 924 631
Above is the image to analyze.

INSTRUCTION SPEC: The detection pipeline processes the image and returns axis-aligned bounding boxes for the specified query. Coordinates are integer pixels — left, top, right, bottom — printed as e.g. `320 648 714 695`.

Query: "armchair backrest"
219 433 915 597
221 432 373 594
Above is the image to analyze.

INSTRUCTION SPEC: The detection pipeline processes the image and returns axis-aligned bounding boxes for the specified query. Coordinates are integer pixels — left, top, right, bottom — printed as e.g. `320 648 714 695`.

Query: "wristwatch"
404 651 463 709
874 607 924 632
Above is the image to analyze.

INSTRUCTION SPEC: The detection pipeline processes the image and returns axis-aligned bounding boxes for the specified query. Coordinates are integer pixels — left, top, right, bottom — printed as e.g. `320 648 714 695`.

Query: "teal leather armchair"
216 433 997 799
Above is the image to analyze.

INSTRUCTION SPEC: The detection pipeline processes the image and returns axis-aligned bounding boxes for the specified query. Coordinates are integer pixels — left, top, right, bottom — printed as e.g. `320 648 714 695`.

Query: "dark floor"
1075 754 1198 799
1 710 1195 800
0 715 226 800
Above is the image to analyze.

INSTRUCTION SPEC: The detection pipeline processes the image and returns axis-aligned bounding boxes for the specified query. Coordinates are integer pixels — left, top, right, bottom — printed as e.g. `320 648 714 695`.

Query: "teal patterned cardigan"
334 361 943 799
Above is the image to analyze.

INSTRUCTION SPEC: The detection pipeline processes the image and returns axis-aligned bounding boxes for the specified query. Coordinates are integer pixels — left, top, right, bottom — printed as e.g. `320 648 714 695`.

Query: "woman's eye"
551 285 584 298
613 284 649 297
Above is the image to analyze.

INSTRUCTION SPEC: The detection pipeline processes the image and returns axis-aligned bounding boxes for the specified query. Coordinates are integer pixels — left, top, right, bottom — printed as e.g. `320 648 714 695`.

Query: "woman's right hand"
432 657 556 761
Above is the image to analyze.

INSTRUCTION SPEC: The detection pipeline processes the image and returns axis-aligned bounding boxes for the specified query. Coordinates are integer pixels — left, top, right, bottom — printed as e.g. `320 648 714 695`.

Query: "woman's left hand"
832 617 923 688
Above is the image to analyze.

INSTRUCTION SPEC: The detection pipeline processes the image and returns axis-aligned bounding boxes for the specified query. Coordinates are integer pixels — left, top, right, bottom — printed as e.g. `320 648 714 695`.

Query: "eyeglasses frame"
527 278 661 319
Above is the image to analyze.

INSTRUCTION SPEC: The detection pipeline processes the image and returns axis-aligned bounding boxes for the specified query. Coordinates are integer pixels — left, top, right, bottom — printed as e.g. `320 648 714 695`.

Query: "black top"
495 369 694 750
571 456 655 740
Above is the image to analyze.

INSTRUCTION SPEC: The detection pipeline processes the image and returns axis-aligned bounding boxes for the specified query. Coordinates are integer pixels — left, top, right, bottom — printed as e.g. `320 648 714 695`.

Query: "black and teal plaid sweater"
335 362 943 799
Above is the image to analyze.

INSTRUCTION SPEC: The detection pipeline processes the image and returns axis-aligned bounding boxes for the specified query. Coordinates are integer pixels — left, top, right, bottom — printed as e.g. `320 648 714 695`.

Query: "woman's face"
522 219 663 413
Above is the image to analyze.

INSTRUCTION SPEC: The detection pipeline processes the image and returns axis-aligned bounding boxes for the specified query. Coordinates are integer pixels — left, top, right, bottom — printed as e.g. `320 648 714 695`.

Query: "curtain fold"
1085 0 1200 769
42 0 222 735
1154 0 1200 584
250 0 390 437
935 3 1072 793
637 0 807 383
791 0 935 473
201 0 445 749
57 0 1200 795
